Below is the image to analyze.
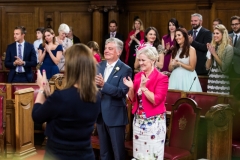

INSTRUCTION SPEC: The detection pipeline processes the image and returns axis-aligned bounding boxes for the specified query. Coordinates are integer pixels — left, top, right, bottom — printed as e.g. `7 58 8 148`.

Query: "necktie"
111 32 114 38
193 30 197 40
104 65 112 82
18 44 22 72
234 35 238 47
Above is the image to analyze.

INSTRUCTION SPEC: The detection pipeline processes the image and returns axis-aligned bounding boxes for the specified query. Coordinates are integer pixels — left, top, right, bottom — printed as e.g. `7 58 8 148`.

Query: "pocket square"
113 76 118 78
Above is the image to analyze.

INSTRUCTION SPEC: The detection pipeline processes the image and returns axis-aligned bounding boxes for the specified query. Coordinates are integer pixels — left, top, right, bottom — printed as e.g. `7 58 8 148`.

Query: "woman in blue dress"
38 28 63 79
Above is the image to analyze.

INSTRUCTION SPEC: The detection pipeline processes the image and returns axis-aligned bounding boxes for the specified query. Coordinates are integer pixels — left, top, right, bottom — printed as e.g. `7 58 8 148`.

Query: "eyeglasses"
231 23 240 26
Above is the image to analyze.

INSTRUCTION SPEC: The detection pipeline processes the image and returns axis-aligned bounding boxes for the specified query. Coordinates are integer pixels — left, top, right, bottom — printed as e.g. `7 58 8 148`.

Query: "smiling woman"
38 28 63 79
206 24 233 94
168 28 202 92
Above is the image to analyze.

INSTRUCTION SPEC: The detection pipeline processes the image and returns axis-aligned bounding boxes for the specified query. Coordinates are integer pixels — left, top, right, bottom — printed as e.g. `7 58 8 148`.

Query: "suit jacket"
188 27 212 75
229 33 240 74
96 59 132 126
4 41 37 82
73 34 81 44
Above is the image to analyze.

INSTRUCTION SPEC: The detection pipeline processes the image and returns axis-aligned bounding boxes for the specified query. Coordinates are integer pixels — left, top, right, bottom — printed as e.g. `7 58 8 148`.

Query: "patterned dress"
207 59 230 94
133 92 166 160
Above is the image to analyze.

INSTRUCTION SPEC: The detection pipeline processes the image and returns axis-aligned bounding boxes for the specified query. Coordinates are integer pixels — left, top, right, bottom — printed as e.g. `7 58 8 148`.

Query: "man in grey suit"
95 37 132 160
188 13 212 75
229 15 240 78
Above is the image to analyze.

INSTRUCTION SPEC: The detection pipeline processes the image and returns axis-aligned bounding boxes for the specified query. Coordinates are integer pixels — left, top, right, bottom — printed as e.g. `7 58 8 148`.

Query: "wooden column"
108 10 119 23
92 10 103 48
14 88 36 159
205 104 233 160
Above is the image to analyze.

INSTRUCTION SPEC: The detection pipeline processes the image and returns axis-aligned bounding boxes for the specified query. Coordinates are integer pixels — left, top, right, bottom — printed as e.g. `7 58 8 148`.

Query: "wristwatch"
39 90 47 98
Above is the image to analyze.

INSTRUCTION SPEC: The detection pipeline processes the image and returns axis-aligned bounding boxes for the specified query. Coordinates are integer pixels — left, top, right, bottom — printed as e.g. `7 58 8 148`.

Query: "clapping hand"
123 76 133 89
140 73 149 88
207 43 217 56
36 69 50 97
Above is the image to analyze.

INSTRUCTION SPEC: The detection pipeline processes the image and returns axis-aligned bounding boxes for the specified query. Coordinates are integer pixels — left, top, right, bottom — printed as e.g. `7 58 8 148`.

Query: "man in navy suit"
188 13 212 75
95 37 132 160
5 26 37 83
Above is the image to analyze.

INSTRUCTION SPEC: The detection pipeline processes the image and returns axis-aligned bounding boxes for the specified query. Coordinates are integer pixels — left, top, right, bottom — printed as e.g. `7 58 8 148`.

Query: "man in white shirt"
33 27 44 63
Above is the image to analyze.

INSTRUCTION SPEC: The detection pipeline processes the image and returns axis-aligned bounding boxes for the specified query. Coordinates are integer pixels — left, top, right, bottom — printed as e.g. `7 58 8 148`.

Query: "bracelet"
141 87 148 92
39 89 47 98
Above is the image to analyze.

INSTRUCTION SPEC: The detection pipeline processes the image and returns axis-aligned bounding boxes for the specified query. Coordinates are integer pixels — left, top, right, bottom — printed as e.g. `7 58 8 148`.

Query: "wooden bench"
0 88 6 158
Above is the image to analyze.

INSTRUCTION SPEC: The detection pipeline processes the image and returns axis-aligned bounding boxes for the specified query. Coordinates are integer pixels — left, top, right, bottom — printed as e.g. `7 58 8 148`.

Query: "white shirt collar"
194 26 202 33
106 59 118 68
233 32 240 37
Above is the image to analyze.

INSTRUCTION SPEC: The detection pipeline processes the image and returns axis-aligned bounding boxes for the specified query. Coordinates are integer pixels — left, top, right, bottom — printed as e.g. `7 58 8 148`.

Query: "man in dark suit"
188 13 212 75
229 15 240 78
103 20 124 51
95 37 132 160
67 26 81 44
5 26 37 83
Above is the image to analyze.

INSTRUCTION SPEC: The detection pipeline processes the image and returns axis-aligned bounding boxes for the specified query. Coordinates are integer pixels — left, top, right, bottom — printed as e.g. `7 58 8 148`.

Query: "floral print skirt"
133 113 166 160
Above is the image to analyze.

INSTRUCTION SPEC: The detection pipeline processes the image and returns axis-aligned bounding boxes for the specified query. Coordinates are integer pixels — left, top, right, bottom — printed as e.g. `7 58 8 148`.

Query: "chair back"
165 89 185 111
168 98 201 155
0 90 6 135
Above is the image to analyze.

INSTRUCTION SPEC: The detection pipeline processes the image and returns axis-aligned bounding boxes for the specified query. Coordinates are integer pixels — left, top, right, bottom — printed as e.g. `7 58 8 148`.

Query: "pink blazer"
132 68 169 117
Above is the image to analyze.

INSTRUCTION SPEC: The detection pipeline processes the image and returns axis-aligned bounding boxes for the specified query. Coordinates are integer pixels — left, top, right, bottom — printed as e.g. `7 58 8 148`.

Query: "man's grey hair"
191 13 203 21
105 37 123 52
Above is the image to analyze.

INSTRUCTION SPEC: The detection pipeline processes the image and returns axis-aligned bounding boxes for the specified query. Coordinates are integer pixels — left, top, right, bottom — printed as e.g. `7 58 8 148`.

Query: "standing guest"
38 28 63 79
56 23 73 71
229 15 240 78
67 26 81 44
125 17 145 74
103 20 124 50
123 44 168 160
95 37 132 160
161 18 179 73
32 44 101 160
206 24 233 95
134 27 164 71
169 28 202 92
87 41 101 63
212 18 222 32
33 27 44 63
5 26 37 83
188 13 212 75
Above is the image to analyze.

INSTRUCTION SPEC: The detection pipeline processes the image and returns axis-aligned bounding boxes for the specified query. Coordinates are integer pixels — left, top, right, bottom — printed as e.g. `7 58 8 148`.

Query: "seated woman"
168 28 202 92
38 28 63 79
32 44 101 160
87 41 101 63
123 44 168 160
206 24 233 95
134 27 164 71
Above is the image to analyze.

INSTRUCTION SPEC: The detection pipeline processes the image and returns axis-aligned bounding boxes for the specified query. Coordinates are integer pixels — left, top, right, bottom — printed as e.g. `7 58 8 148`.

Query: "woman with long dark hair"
168 28 202 91
161 18 179 72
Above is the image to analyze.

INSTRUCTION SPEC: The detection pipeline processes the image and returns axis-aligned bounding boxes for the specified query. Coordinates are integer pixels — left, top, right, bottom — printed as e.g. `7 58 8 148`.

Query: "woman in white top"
168 28 202 92
55 23 73 71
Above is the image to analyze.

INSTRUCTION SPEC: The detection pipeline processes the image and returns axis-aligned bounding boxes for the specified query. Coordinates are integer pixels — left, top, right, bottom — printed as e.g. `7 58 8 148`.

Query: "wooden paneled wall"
0 0 92 56
0 0 240 58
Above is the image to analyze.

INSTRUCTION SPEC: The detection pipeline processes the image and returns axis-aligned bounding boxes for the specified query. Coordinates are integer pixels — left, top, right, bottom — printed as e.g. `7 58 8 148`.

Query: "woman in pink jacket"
123 44 169 160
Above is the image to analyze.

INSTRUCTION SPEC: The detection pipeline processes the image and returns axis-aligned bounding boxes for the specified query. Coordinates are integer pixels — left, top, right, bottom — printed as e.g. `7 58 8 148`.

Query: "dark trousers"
97 116 126 160
12 73 28 83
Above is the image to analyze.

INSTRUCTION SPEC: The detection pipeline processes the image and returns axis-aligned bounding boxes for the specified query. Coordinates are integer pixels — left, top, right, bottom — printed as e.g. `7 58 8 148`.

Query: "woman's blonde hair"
132 18 145 31
136 44 159 61
64 44 98 102
211 24 230 60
